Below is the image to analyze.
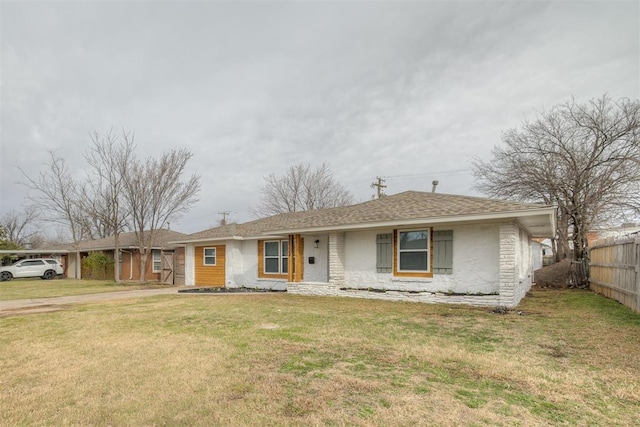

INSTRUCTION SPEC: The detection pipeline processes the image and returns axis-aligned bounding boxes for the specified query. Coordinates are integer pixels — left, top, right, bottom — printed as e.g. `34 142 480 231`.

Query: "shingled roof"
183 214 309 242
179 191 555 242
64 229 189 252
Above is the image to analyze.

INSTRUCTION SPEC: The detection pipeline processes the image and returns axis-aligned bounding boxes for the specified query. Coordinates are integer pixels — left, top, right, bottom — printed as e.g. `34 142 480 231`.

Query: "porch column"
288 234 304 283
499 222 518 307
328 232 345 287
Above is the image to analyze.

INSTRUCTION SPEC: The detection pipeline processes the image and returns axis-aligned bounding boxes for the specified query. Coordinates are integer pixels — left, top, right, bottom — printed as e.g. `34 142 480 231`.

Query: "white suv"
0 258 64 281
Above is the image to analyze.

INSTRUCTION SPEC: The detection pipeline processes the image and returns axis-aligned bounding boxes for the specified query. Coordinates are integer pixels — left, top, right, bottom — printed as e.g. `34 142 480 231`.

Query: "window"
20 260 45 266
397 230 430 272
264 240 288 274
152 250 162 273
203 248 216 266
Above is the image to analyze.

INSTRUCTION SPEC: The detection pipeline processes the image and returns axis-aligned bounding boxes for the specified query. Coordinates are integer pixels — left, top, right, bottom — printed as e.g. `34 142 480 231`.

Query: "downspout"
121 250 134 281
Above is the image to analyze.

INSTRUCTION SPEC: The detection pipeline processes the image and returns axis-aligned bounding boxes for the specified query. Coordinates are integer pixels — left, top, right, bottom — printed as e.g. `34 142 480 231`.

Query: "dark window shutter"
376 233 392 273
433 230 453 274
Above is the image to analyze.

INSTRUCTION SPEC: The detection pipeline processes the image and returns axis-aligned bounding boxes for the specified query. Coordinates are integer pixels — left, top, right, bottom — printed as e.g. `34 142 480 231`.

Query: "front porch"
286 224 528 308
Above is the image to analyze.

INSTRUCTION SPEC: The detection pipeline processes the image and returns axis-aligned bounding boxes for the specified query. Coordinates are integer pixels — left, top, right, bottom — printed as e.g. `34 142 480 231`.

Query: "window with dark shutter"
376 233 392 273
433 230 453 274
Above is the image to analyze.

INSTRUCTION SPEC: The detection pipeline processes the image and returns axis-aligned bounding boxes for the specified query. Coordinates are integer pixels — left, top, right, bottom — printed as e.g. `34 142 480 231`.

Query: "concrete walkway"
0 287 180 312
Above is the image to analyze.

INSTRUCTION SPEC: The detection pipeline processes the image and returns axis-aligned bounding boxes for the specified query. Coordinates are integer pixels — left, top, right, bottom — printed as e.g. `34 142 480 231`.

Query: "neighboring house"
172 191 556 307
532 238 554 268
54 229 188 283
0 248 68 268
587 224 640 246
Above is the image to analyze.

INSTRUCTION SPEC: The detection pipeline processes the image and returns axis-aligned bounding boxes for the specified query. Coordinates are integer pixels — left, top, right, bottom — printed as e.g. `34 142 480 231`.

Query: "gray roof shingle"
181 191 553 241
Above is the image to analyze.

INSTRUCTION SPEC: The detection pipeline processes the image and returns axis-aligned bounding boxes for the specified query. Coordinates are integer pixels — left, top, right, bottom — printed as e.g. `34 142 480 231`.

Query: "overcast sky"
1 0 638 234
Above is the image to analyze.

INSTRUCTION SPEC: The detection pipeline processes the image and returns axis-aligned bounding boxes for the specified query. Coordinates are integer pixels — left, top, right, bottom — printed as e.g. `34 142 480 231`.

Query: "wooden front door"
162 251 174 285
173 247 185 286
287 234 304 283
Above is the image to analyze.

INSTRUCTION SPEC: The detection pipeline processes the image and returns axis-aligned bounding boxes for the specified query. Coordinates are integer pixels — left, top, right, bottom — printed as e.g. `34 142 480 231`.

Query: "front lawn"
0 278 171 301
1 289 639 426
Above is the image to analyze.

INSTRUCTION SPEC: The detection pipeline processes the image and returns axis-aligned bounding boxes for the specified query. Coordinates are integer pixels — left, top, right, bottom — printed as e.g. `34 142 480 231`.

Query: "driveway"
0 288 180 316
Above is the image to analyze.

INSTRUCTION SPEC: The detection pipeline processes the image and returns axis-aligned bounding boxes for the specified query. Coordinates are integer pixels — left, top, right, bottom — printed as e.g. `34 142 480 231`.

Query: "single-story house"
36 229 188 283
172 191 556 307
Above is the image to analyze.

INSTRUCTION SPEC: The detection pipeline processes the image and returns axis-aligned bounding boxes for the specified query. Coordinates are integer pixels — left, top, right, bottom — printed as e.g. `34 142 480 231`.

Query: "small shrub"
82 252 115 280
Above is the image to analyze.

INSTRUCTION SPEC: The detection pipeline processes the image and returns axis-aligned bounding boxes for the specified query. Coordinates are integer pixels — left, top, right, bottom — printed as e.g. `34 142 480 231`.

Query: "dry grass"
0 278 171 300
1 289 639 426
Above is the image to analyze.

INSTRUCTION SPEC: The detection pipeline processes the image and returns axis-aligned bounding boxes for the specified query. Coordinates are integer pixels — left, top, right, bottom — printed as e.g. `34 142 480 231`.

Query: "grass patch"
0 289 639 425
0 278 171 300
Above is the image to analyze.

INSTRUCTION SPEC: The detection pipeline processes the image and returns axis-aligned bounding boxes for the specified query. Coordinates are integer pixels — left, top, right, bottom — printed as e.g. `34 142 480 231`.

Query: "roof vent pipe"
431 180 439 193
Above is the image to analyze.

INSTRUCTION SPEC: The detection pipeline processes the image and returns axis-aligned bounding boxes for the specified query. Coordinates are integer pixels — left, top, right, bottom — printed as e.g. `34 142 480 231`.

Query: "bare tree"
473 95 640 261
0 206 40 248
253 162 354 217
75 199 118 240
121 147 200 282
82 129 135 282
21 151 85 277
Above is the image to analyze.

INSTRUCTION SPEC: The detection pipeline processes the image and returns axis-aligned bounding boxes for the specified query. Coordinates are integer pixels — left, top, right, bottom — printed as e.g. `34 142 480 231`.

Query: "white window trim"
203 247 216 266
152 250 162 273
263 240 288 275
397 229 431 273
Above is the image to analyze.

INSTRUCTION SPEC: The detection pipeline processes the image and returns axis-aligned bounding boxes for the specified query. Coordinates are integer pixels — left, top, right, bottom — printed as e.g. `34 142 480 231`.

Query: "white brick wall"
255 279 287 291
337 289 501 306
225 240 242 288
328 232 346 287
344 225 500 294
498 222 534 307
288 282 338 296
287 283 501 306
288 226 508 307
184 244 195 286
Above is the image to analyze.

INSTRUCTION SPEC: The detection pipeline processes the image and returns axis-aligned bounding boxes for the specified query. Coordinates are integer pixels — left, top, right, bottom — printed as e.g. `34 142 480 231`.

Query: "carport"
0 249 71 277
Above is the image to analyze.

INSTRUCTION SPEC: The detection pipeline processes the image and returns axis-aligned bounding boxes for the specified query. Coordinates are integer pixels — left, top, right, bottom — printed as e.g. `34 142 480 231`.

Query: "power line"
381 168 470 181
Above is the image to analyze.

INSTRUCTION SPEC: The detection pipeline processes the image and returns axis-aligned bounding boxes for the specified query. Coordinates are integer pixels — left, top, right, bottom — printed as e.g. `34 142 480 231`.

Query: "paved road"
0 288 180 312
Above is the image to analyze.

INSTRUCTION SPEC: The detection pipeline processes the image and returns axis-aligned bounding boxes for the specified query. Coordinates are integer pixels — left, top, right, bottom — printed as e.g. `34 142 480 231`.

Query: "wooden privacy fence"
589 236 640 312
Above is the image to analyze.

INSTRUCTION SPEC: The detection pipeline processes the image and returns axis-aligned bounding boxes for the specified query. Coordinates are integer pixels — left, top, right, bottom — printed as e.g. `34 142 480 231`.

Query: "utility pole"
218 211 230 226
370 176 387 199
